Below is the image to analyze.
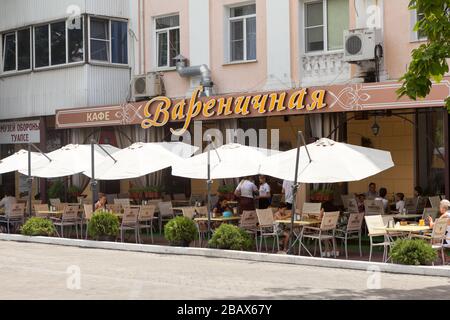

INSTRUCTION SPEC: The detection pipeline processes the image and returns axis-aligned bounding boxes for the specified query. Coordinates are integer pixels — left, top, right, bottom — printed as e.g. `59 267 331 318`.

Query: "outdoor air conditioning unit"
343 28 383 63
131 73 163 101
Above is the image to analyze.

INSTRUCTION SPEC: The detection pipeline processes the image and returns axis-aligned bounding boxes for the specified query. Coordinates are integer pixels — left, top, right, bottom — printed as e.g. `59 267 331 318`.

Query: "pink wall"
144 0 190 98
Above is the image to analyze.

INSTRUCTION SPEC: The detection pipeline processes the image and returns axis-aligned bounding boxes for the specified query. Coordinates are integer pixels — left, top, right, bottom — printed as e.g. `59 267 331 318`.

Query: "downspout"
174 54 213 97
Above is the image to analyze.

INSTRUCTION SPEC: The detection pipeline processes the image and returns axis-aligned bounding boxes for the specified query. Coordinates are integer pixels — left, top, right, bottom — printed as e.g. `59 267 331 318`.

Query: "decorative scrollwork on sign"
115 103 145 125
328 84 371 111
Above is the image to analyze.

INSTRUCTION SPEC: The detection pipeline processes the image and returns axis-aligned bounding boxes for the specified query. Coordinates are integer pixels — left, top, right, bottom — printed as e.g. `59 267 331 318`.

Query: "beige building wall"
347 113 415 198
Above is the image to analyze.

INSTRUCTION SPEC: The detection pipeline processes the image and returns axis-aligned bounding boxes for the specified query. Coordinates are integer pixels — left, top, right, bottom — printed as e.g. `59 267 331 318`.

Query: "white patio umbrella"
259 138 394 183
18 144 120 178
86 142 198 180
172 143 279 180
0 149 50 174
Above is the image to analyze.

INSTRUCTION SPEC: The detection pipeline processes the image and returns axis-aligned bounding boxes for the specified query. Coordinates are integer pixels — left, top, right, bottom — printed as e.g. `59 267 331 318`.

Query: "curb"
1 234 449 277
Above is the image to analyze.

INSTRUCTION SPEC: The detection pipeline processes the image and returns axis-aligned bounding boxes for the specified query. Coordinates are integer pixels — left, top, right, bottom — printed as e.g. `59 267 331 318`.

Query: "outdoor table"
375 225 430 240
194 217 241 223
276 218 321 255
171 200 190 207
37 210 64 218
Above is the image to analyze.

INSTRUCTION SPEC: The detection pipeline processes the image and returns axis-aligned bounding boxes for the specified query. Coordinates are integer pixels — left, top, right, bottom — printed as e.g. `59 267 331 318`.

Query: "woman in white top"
428 199 450 244
395 192 405 212
257 175 271 209
235 177 258 212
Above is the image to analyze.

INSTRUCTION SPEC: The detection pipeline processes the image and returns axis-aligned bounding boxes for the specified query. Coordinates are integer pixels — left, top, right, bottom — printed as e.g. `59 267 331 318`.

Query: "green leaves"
164 216 198 244
21 217 57 237
390 239 437 265
87 211 120 238
399 0 450 113
208 224 252 251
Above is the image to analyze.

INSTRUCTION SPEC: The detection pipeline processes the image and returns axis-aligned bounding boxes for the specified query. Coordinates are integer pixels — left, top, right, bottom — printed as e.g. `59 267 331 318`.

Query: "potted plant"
87 210 120 241
21 217 57 237
67 185 82 202
390 239 437 265
129 187 142 200
218 184 235 200
48 180 65 201
208 224 252 251
164 216 197 247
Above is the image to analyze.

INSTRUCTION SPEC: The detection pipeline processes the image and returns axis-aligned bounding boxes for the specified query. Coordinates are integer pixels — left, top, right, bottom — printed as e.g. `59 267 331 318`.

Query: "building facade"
1 0 449 201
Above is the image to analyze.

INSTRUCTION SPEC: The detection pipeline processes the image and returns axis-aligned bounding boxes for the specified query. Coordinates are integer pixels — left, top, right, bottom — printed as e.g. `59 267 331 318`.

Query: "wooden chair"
364 200 384 216
341 194 355 210
412 217 449 265
157 201 174 233
138 205 157 243
347 199 359 213
256 208 279 253
364 215 392 262
429 196 441 210
335 213 364 259
106 204 122 213
299 211 340 258
1 203 25 233
34 204 49 218
114 198 130 206
120 207 140 243
52 205 80 238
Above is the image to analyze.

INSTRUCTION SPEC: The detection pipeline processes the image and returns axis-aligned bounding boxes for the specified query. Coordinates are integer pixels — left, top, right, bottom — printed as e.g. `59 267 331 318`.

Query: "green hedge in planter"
208 224 252 251
390 239 437 265
21 217 56 237
164 216 197 246
87 210 120 241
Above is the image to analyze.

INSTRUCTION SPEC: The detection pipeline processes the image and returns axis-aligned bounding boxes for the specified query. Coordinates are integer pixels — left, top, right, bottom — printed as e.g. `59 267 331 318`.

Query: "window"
1 28 31 72
155 15 180 68
416 10 427 40
229 4 256 62
90 18 128 64
34 18 84 68
304 0 349 53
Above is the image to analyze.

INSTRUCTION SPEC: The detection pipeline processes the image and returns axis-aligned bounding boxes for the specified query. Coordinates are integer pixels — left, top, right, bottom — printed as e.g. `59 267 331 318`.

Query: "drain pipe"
174 54 213 97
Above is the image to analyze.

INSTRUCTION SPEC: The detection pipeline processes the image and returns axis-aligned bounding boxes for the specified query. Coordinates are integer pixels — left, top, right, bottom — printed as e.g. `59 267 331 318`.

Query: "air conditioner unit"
131 73 163 101
343 28 382 63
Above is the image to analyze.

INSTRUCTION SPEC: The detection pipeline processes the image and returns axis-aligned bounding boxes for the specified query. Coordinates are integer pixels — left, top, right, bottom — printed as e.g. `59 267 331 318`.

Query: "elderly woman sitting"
428 199 450 244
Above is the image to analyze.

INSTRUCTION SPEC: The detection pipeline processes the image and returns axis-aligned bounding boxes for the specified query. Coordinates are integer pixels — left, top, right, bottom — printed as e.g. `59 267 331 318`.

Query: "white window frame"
153 14 180 70
1 27 32 75
410 9 427 42
33 18 85 71
227 3 256 63
303 0 346 55
88 16 129 66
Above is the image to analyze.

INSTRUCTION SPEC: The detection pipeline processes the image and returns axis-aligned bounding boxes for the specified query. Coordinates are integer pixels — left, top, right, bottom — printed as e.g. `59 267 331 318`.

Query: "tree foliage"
397 0 450 112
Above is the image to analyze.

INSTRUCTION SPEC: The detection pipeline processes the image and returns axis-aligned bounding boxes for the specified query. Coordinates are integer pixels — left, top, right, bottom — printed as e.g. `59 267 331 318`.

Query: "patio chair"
181 207 197 219
416 196 428 213
429 196 441 210
106 204 122 213
299 202 321 219
404 198 417 213
49 198 61 206
255 208 279 253
52 205 80 238
120 207 140 243
0 203 26 234
189 194 204 206
26 200 42 216
195 220 209 247
83 204 94 239
34 204 49 218
239 210 259 250
158 201 174 233
341 194 355 210
422 208 439 221
138 205 157 243
364 215 392 262
411 217 449 265
364 200 384 216
55 203 68 212
335 213 364 259
299 211 340 258
270 194 282 208
114 198 130 206
195 206 208 217
173 193 187 201
347 199 359 213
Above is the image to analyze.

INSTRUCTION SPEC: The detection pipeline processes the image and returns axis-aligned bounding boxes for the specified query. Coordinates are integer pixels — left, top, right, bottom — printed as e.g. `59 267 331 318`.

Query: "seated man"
375 187 389 212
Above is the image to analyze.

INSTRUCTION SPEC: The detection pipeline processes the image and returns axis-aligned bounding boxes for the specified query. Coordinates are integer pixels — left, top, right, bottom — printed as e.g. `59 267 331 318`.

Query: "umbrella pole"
207 148 212 239
287 131 302 255
91 141 97 213
28 143 32 217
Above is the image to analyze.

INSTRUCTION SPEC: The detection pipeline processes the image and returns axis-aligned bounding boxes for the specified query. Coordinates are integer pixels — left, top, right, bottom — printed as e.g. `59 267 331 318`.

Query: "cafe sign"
0 119 41 144
55 79 450 130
